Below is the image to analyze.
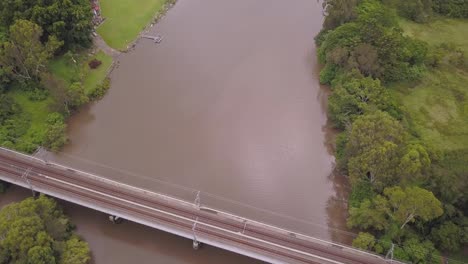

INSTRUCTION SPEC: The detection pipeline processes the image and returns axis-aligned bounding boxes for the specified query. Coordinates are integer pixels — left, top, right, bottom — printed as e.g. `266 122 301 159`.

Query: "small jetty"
142 35 163 44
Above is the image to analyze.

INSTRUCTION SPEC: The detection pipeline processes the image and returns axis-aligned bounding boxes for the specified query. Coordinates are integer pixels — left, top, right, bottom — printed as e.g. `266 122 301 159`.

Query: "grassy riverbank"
1 52 112 153
49 51 113 94
97 0 174 50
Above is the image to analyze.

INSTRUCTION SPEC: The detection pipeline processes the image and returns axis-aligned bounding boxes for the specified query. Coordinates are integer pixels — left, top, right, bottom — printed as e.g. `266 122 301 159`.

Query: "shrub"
43 112 67 152
319 63 338 85
88 59 102 69
87 77 110 100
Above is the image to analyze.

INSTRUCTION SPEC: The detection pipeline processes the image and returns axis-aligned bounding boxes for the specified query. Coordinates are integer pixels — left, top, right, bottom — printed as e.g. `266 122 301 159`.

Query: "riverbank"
97 0 176 50
317 1 468 262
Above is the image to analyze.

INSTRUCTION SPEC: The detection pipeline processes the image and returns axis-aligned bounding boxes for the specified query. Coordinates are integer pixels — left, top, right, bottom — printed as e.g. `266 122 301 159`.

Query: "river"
1 0 352 263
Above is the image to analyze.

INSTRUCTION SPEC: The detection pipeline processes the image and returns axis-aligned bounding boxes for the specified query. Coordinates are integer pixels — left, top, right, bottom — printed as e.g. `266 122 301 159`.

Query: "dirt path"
93 34 121 58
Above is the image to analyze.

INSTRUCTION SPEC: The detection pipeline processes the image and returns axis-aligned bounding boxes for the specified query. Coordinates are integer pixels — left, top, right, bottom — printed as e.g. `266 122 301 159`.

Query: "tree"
0 20 62 81
0 93 18 124
398 144 431 183
328 76 392 129
348 186 443 231
385 186 443 229
431 221 466 252
352 232 376 251
59 236 91 264
43 112 67 152
345 111 406 189
323 0 360 30
0 0 93 49
401 238 439 264
348 43 382 77
67 82 89 109
0 195 90 264
393 0 433 22
347 196 389 231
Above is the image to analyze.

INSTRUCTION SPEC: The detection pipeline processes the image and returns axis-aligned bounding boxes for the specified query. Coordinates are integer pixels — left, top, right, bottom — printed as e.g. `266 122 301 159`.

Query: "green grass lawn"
49 51 113 94
82 52 113 94
97 0 169 50
8 89 53 150
394 17 468 152
400 18 468 53
393 69 468 151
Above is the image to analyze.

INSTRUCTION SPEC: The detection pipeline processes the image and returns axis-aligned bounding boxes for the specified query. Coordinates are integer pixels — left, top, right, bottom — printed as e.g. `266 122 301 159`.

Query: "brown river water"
1 0 353 263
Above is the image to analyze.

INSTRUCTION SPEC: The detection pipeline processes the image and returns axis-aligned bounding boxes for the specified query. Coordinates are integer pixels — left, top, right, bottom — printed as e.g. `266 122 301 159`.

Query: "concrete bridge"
0 147 397 264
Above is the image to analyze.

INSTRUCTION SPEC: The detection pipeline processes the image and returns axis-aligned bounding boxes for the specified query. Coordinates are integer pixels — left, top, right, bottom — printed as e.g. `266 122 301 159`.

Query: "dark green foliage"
0 195 90 264
429 149 468 207
318 0 428 83
395 238 439 264
348 186 443 232
0 20 62 82
431 221 467 252
348 180 374 208
323 0 361 30
319 63 338 85
87 77 110 100
328 76 395 129
391 0 433 23
0 93 17 124
432 0 468 18
345 111 406 189
0 0 93 50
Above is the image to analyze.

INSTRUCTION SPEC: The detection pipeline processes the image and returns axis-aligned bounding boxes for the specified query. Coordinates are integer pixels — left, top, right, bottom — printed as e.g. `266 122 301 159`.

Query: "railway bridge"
0 147 397 264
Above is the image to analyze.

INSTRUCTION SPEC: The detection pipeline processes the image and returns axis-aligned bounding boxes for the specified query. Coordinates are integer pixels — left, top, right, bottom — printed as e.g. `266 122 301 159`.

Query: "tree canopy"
0 0 93 50
0 195 90 264
345 111 406 189
348 186 443 231
0 20 62 81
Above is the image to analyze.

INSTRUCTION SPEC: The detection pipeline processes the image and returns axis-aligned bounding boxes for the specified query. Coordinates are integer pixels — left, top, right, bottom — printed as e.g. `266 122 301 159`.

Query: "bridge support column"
109 215 123 224
192 239 201 250
192 216 201 250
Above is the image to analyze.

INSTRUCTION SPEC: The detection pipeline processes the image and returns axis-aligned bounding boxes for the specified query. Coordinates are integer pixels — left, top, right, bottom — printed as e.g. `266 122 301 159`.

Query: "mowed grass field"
97 0 168 50
394 18 468 151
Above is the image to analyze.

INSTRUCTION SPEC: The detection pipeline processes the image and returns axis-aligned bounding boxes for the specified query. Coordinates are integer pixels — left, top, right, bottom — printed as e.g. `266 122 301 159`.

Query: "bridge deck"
0 147 393 264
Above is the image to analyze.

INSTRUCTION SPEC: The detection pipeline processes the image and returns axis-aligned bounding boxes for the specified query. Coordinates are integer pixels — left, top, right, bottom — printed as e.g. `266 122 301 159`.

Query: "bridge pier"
192 240 201 250
109 215 123 224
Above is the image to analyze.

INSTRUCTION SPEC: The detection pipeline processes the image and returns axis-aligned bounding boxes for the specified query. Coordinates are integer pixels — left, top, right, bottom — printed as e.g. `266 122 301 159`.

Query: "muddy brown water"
4 0 353 263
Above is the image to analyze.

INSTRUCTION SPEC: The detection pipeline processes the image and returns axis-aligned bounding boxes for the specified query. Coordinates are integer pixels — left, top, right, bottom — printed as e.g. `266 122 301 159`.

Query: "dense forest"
318 0 467 262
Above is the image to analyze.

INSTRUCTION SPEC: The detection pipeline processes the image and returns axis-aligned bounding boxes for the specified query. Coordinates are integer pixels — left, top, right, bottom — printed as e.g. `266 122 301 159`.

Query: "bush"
26 88 48 101
88 59 102 69
319 63 338 85
43 112 67 152
349 180 374 207
87 77 110 100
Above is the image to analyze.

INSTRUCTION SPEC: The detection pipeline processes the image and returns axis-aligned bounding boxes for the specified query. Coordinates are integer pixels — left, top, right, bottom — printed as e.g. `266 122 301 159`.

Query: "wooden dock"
142 35 163 43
